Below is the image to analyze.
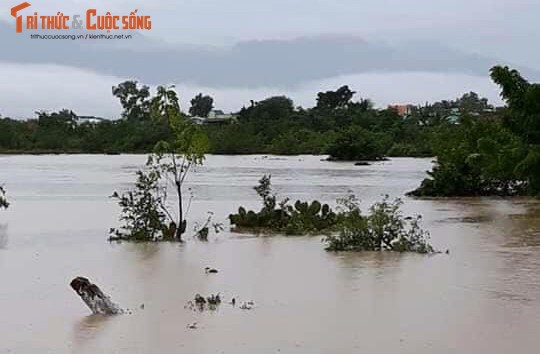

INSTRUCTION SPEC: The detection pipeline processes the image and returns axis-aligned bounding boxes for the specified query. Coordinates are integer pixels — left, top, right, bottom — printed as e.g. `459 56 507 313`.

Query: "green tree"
151 86 209 240
410 117 525 197
189 93 214 118
240 96 294 122
33 110 78 150
316 85 355 111
327 126 388 161
112 81 151 121
111 85 209 242
457 91 492 114
490 66 540 193
410 66 540 197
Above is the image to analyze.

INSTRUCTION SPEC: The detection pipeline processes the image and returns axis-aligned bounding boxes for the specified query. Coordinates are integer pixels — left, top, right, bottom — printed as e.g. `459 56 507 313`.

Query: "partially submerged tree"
110 85 209 242
490 65 540 194
150 86 209 240
410 66 540 197
326 125 388 161
0 185 8 210
110 169 171 241
325 196 433 253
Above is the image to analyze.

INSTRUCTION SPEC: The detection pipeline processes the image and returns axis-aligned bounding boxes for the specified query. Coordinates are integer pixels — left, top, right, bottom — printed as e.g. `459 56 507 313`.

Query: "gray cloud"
0 0 535 118
2 0 537 68
1 20 536 88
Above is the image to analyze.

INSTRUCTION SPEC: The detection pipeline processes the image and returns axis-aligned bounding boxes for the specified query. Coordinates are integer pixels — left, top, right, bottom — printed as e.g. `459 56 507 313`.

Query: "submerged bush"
109 169 172 241
229 175 338 235
325 196 433 253
230 177 435 254
193 212 224 241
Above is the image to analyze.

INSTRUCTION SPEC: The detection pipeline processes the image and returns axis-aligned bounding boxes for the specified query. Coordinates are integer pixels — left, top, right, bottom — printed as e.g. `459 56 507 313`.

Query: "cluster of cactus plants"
229 175 338 235
230 176 435 254
283 200 337 234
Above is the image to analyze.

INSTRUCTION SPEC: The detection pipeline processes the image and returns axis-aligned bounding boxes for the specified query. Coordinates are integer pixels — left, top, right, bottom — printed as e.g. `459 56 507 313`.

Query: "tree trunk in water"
176 181 185 241
70 277 122 315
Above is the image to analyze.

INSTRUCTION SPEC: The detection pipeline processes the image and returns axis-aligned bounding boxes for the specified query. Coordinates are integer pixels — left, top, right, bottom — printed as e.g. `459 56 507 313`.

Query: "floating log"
70 277 123 315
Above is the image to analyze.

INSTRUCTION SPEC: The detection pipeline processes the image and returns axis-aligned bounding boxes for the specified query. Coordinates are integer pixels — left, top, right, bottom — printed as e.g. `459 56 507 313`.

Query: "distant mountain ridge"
1 20 538 87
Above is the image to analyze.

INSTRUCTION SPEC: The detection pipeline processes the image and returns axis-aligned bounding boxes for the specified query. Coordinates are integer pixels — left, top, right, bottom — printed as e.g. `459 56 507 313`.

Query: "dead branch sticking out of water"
193 212 224 241
70 277 123 315
204 266 219 274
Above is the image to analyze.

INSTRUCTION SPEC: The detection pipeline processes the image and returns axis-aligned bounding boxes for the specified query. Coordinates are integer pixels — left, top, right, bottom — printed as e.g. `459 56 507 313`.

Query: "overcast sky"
0 0 538 118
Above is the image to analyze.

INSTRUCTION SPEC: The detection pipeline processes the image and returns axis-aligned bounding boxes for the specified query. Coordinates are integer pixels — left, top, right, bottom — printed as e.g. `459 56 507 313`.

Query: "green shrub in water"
325 195 433 253
231 176 434 254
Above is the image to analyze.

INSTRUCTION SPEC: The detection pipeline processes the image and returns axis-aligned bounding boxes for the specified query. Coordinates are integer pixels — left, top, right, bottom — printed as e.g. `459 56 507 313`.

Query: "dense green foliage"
205 88 456 158
324 196 433 253
230 176 433 253
189 93 214 118
112 81 151 121
229 175 338 234
326 126 388 161
0 110 172 153
0 186 8 210
411 66 540 196
109 169 174 241
0 82 492 159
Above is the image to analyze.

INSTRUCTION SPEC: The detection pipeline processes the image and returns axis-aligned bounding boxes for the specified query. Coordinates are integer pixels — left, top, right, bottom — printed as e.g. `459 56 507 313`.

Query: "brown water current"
0 155 539 353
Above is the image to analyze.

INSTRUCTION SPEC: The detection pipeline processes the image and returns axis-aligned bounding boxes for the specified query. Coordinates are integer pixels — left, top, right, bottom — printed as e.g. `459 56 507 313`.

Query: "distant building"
388 104 414 117
190 110 237 125
207 110 225 119
190 117 206 125
75 116 107 125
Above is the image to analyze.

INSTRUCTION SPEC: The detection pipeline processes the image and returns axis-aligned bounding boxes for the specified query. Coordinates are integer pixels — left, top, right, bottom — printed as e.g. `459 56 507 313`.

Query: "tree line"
410 66 540 196
2 65 538 197
0 82 493 160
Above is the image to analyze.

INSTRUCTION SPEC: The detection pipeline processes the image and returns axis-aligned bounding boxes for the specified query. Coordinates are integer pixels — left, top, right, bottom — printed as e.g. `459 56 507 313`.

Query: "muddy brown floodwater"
1 155 539 354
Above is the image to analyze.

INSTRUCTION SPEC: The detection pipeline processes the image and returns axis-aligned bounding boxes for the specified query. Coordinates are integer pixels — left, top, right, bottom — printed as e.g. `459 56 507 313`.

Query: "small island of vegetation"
229 175 434 253
409 66 540 197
